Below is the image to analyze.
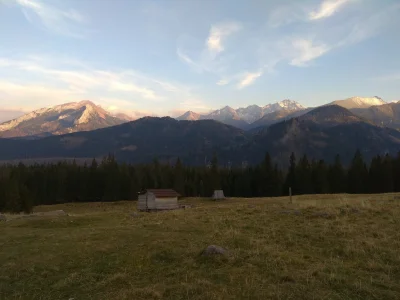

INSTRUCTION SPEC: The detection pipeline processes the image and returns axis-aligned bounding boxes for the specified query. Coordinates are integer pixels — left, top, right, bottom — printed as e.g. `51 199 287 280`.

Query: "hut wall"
137 193 156 210
154 197 179 210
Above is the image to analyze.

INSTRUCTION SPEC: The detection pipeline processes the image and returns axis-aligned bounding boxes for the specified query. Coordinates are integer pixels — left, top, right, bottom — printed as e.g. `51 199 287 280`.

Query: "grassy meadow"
1 194 400 299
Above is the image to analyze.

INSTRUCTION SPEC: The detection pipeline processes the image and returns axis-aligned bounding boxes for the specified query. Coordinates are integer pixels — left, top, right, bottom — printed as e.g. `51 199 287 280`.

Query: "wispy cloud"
14 0 87 38
178 21 267 89
176 48 206 73
216 79 229 86
0 57 167 101
289 39 331 66
309 0 353 21
337 3 400 47
176 0 395 91
206 22 242 55
0 56 207 114
237 71 263 89
177 21 241 75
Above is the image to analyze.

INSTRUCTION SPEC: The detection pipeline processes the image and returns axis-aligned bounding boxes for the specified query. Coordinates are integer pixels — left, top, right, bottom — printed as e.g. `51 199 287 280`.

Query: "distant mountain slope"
248 108 311 130
0 117 248 165
351 101 400 130
199 106 250 129
298 105 366 126
236 105 264 124
328 96 386 109
0 101 127 138
176 111 201 121
243 105 400 165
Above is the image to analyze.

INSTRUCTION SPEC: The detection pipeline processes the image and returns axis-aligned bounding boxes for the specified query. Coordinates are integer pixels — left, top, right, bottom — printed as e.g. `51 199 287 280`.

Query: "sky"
0 0 399 120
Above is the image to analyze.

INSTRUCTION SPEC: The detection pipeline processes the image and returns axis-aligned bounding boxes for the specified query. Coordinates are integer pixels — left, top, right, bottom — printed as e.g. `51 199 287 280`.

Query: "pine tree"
173 158 185 195
382 154 394 193
347 150 368 194
368 155 383 193
259 152 274 196
312 160 329 194
296 154 313 195
284 152 296 195
20 183 33 214
393 152 400 192
271 164 283 197
210 153 220 190
328 155 346 193
5 178 21 213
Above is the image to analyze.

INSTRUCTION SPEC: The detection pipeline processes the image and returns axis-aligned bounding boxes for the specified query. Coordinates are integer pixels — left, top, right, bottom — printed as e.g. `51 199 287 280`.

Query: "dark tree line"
1 150 400 213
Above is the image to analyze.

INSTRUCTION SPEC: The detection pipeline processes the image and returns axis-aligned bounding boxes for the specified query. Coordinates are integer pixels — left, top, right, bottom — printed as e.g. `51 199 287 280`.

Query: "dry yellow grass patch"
1 194 400 299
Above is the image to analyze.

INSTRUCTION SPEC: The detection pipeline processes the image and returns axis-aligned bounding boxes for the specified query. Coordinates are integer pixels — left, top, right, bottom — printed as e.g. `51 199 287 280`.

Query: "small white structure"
212 190 225 200
138 189 180 211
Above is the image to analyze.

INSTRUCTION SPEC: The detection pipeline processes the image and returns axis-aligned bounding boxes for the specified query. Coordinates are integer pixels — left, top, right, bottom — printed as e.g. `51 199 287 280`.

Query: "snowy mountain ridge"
0 100 127 138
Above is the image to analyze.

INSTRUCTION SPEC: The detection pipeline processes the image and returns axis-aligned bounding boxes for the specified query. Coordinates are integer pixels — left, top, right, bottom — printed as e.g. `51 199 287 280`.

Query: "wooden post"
289 187 292 204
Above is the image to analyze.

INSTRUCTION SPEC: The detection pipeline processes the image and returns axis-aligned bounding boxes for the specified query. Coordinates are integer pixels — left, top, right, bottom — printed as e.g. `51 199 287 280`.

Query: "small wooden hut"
137 189 180 211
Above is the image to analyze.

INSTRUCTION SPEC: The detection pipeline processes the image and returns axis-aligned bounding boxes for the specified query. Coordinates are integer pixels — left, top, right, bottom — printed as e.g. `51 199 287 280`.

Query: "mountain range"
1 103 400 166
177 99 306 129
176 96 396 130
1 95 400 166
1 96 396 139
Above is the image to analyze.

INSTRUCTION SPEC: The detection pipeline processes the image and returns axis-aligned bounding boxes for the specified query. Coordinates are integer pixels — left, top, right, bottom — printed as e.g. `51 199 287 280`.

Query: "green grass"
1 194 400 299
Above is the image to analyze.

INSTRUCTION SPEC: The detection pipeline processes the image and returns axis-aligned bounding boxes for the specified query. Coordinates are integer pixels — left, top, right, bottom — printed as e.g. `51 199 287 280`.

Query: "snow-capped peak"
263 100 305 114
348 96 386 106
176 111 201 121
0 100 117 133
330 96 387 109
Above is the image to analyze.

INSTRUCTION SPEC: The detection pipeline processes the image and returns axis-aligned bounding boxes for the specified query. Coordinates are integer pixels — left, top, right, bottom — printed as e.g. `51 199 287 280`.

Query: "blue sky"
0 0 399 119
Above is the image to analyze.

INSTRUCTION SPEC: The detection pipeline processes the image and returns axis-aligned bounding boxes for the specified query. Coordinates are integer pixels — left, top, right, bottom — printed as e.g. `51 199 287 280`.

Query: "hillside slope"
351 101 400 130
0 117 247 164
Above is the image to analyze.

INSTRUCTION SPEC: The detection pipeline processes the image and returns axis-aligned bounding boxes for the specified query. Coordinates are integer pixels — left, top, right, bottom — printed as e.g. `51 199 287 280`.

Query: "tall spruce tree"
328 155 346 193
347 150 368 194
284 152 296 195
368 155 383 193
393 152 400 192
211 153 220 190
173 158 185 195
382 154 394 193
312 160 329 194
296 154 313 195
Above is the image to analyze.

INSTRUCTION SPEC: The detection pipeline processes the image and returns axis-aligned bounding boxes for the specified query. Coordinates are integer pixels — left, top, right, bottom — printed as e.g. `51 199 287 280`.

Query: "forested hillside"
1 150 399 213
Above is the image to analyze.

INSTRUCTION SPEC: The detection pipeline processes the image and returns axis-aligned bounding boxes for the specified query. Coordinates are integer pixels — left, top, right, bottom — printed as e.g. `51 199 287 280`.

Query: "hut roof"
147 189 180 198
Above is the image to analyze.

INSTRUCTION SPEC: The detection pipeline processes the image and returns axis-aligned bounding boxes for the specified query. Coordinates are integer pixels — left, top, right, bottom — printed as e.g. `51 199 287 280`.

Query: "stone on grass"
0 214 6 222
202 245 227 256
